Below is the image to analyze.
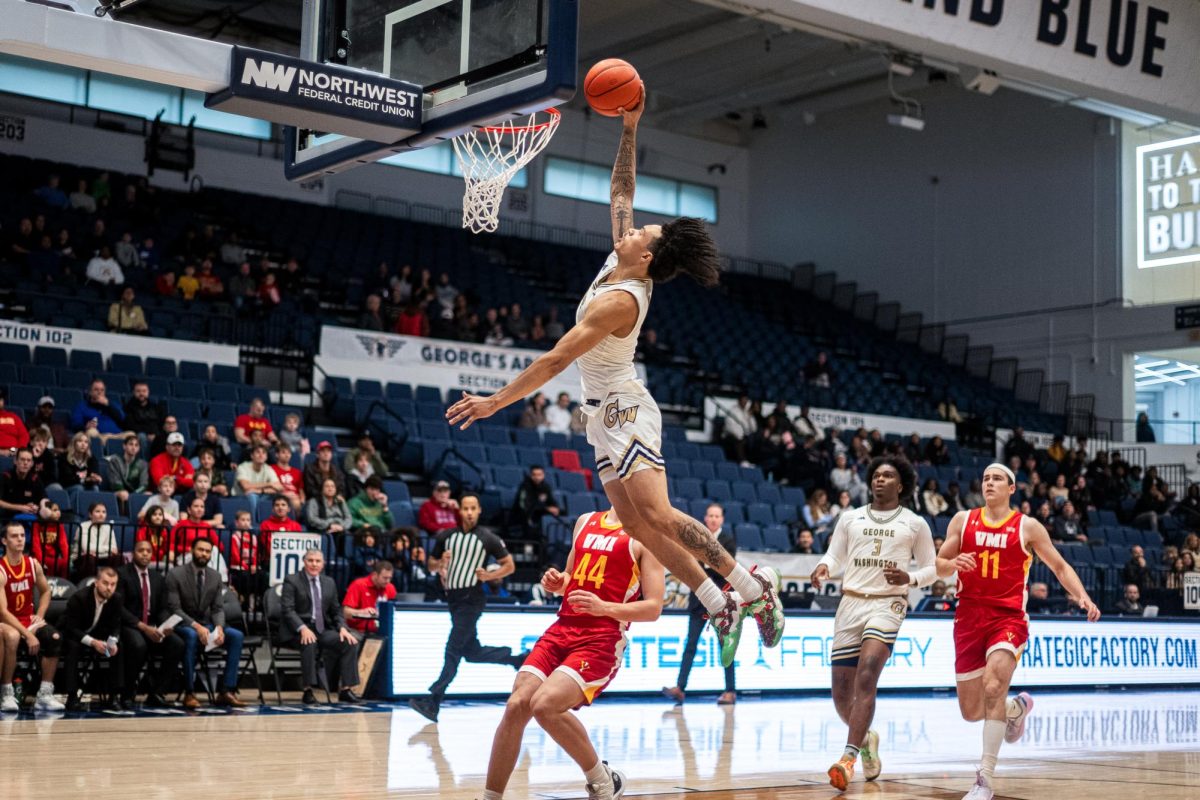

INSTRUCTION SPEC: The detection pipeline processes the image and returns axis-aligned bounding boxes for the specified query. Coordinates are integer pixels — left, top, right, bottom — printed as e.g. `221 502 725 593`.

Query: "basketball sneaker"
1 691 18 713
707 592 743 668
739 565 785 649
34 690 64 712
827 754 855 791
585 762 625 800
860 729 881 781
962 769 994 800
1004 692 1034 743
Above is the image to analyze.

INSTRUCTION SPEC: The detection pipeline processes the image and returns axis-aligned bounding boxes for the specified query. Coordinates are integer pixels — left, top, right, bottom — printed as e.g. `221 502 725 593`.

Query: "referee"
408 493 526 722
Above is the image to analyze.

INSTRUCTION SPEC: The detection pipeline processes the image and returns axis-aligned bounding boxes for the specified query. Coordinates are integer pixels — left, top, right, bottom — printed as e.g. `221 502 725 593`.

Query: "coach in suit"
117 539 185 706
59 566 130 711
166 536 245 708
281 548 362 704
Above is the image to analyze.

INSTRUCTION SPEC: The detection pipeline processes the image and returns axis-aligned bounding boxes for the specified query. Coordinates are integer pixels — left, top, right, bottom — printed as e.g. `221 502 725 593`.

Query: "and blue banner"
384 607 1200 697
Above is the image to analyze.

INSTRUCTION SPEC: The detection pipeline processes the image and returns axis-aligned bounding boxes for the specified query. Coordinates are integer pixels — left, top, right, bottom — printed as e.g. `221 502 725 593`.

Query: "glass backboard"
284 0 576 180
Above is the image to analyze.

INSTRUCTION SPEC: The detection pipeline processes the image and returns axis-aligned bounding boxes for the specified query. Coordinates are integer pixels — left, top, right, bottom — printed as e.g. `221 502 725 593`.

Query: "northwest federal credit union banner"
384 608 1200 696
318 325 644 402
1137 134 1200 269
736 0 1200 126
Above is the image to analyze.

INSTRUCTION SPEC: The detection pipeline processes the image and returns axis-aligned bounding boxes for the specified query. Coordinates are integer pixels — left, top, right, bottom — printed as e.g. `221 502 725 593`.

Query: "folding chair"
264 585 330 704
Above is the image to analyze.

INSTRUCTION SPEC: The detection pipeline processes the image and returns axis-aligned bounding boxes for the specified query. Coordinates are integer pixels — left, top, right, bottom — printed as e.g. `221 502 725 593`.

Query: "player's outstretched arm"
446 292 638 429
610 82 645 243
936 511 974 578
1024 517 1101 621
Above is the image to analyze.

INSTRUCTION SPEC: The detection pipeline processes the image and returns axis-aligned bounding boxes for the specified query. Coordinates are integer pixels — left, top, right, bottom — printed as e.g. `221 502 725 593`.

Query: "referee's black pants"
428 591 520 702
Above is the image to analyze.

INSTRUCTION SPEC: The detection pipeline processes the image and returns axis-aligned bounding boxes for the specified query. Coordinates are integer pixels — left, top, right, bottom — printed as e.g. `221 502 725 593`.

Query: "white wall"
0 95 751 254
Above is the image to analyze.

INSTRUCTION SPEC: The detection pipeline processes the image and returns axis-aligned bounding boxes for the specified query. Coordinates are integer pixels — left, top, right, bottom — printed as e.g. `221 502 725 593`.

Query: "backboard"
284 0 577 180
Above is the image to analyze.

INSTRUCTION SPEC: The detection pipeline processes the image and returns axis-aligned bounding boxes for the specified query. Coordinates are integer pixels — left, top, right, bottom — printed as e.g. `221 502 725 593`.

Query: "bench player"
937 463 1100 800
483 508 664 800
810 456 937 789
447 86 782 666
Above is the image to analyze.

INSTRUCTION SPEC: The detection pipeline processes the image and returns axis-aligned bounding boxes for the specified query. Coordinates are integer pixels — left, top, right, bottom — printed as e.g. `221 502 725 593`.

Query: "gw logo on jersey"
603 401 639 428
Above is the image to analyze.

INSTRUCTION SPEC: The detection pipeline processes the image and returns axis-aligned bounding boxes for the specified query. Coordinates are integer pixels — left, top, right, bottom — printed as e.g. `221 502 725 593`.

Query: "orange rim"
480 107 561 134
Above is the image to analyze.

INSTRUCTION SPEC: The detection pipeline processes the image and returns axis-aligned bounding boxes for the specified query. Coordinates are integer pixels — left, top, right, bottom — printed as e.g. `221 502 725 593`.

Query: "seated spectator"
1115 583 1145 616
804 351 833 388
257 272 282 306
166 538 245 709
342 431 388 477
31 501 69 578
149 432 195 492
518 392 548 430
137 235 159 270
228 261 257 311
280 549 362 704
793 528 818 554
35 174 69 210
193 424 233 472
69 178 96 213
941 481 966 514
114 231 141 270
1174 483 1200 529
828 454 867 506
59 432 105 497
481 565 514 602
721 395 757 465
346 451 375 497
1026 582 1055 614
351 526 385 576
278 413 310 457
60 566 128 712
923 435 950 466
305 441 347 500
28 233 61 280
803 489 835 537
260 496 302 535
170 497 216 563
136 505 172 565
124 381 167 446
72 380 130 444
305 478 353 535
0 448 43 520
220 232 245 265
343 560 396 634
830 490 853 527
117 540 185 707
27 398 68 452
235 444 282 514
506 302 530 340
394 299 429 336
358 294 386 331
147 415 180 459
228 510 263 606
349 476 396 532
636 327 672 364
181 472 223 526
1051 501 1087 543
543 392 573 435
544 305 564 340
434 272 458 312
1122 545 1152 592
70 501 120 579
1047 474 1070 508
154 269 177 297
140 475 180 525
86 245 125 286
194 448 229 497
964 479 984 508
793 406 819 440
106 434 148 506
0 388 30 454
1183 533 1200 560
234 398 278 450
930 580 948 598
270 444 304 509
921 478 949 517
388 527 426 593
197 260 224 299
483 312 513 346
510 466 559 538
903 433 923 464
108 286 148 333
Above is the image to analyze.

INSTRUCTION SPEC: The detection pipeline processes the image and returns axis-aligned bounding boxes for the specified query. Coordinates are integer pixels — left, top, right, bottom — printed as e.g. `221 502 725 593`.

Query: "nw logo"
241 58 297 92
975 532 1008 548
603 400 639 428
582 533 618 552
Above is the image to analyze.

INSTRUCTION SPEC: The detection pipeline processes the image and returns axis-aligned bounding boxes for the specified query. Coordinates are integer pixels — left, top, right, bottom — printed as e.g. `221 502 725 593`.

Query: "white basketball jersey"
819 506 935 596
575 252 652 405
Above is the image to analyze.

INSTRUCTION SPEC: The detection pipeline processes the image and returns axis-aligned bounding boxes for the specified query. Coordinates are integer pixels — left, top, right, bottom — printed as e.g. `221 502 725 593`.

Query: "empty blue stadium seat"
145 357 176 378
49 387 82 410
382 480 411 504
206 384 239 403
515 446 547 467
386 383 413 401
689 461 715 482
179 361 210 381
513 429 541 448
773 503 798 524
1097 509 1118 528
69 349 104 372
356 379 383 397
676 479 704 501
543 432 569 450
9 385 44 409
687 499 710 521
568 492 599 515
739 465 765 483
756 483 782 505
715 462 740 483
677 443 700 461
723 501 745 524
33 346 68 367
206 402 236 423
419 421 450 441
492 465 524 488
172 399 202 420
745 502 774 527
172 379 205 399
731 481 758 505
0 343 30 366
486 446 518 466
239 386 269 404
20 365 55 386
212 364 241 383
417 402 444 420
706 480 732 503
761 524 791 552
415 385 442 404
556 471 588 494
109 354 143 376
735 523 763 550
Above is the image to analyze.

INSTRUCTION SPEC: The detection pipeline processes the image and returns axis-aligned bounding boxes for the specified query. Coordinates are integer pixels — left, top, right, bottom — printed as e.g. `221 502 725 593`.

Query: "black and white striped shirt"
430 526 509 595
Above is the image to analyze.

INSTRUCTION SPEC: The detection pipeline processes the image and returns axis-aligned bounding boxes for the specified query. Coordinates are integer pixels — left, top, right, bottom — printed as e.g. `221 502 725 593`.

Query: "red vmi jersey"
0 555 36 626
957 508 1032 612
559 511 641 630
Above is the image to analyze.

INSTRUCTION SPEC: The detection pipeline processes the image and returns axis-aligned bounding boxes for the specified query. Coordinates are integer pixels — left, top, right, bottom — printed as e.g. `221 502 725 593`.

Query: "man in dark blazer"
117 539 185 707
165 536 245 709
60 566 131 711
281 548 362 704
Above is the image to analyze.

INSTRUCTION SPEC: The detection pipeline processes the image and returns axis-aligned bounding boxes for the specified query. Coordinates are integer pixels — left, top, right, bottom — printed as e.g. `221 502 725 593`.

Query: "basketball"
584 58 642 116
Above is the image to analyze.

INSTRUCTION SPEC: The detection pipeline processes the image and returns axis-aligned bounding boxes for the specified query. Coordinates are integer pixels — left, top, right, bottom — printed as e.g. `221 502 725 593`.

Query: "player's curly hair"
647 217 721 287
867 455 917 500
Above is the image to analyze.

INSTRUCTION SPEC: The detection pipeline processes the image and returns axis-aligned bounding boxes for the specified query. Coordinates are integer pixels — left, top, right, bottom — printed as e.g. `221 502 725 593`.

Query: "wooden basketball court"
1 690 1196 799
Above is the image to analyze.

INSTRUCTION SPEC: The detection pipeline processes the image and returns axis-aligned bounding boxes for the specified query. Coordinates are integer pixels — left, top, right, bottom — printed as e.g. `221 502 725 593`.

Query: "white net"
452 108 560 234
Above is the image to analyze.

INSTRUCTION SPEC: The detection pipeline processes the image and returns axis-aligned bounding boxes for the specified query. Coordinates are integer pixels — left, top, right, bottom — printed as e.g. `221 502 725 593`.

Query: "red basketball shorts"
953 601 1029 681
519 619 627 706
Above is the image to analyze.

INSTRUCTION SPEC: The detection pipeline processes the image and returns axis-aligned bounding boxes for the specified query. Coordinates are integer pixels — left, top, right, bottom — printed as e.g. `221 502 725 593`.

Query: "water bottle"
105 636 118 657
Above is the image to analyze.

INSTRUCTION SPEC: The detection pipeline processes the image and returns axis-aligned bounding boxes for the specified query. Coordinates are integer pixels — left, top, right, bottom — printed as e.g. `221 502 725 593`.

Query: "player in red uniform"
0 520 65 711
483 508 664 800
937 463 1100 800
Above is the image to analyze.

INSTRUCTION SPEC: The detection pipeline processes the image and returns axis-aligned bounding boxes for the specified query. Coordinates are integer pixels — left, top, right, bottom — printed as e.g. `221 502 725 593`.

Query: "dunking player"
447 86 782 664
937 463 1100 800
810 456 937 789
483 508 664 800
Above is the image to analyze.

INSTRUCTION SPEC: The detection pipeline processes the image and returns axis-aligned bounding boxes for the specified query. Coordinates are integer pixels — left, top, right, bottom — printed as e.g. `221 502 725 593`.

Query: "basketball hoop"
453 107 560 234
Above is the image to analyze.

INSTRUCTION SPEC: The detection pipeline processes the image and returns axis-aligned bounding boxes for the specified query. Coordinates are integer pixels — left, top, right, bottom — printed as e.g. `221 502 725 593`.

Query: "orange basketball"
584 59 642 117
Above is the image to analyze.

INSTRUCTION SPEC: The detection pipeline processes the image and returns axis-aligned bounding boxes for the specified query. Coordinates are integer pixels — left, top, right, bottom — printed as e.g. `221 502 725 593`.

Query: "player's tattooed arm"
610 125 637 242
673 518 729 570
